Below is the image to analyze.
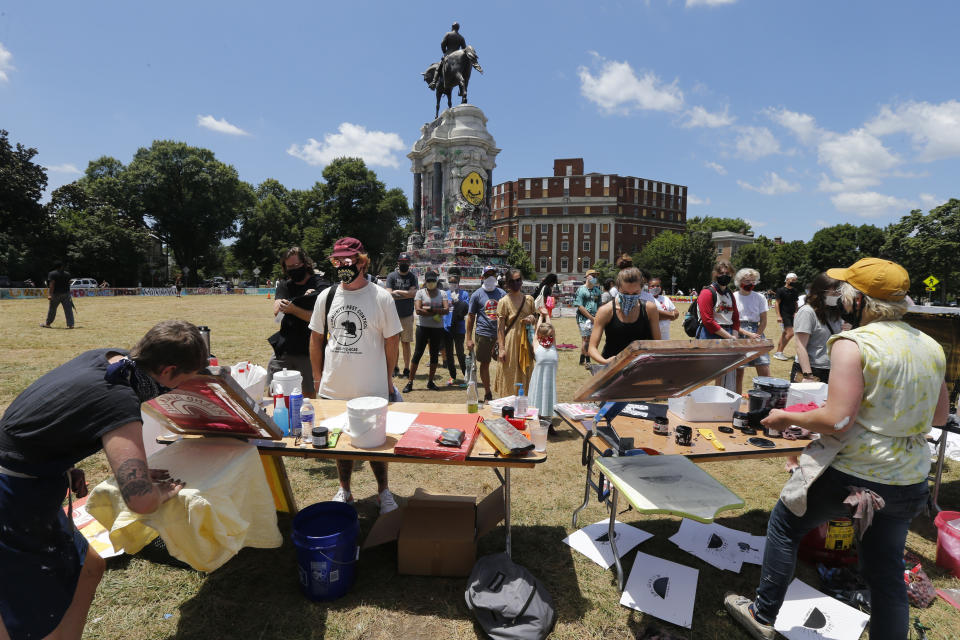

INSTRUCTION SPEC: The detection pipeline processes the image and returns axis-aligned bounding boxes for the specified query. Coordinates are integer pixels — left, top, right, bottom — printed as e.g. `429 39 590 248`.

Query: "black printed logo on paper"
649 575 669 599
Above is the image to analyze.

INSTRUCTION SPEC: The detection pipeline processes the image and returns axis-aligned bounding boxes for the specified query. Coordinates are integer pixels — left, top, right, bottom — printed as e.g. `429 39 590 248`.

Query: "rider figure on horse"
431 22 466 90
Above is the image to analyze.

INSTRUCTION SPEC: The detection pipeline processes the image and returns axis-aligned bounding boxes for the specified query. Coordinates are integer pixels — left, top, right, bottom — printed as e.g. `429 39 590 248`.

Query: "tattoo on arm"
115 458 154 502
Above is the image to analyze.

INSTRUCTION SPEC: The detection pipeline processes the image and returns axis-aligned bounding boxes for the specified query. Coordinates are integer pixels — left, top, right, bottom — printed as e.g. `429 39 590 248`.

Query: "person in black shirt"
587 267 660 364
268 247 328 398
0 320 207 640
385 253 419 378
773 272 801 360
42 261 74 328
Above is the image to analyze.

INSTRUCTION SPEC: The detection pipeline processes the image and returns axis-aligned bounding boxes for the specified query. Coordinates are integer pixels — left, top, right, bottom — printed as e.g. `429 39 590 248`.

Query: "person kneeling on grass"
723 258 949 640
0 320 208 640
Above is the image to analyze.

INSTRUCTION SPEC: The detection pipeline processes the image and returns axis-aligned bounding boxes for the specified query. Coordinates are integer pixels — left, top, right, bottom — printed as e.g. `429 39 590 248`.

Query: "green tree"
731 237 777 289
123 141 253 285
771 240 813 287
233 189 300 280
504 237 535 279
806 224 861 273
882 199 960 302
0 129 49 279
635 230 685 284
680 231 716 292
686 216 752 235
591 259 617 285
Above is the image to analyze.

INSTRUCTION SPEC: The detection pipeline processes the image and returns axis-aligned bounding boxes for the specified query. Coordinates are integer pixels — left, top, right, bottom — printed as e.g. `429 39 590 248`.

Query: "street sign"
253 267 261 276
924 275 939 288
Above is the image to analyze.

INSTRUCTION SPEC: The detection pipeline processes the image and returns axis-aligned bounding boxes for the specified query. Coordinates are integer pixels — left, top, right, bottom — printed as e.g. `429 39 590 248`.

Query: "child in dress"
527 320 558 420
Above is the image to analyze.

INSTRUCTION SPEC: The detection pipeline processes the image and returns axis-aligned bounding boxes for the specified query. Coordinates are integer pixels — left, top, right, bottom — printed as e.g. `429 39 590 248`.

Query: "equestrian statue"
423 22 483 119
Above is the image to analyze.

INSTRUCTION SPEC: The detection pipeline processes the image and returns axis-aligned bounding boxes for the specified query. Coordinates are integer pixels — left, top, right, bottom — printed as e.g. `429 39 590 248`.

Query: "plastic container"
273 401 290 437
270 368 303 398
799 519 858 567
514 383 528 417
300 399 315 437
667 386 742 422
530 420 548 452
753 376 791 409
344 396 388 448
289 390 303 438
787 381 829 407
934 510 960 578
291 502 359 601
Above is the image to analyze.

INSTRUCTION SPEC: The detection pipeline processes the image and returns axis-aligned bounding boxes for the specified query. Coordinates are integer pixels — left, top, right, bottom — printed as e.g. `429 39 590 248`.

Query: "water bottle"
300 399 315 438
289 389 303 438
465 367 479 414
514 383 527 417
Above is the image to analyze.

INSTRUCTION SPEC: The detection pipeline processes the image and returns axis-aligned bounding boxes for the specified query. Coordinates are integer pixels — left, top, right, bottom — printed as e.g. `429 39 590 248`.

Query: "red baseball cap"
331 237 365 258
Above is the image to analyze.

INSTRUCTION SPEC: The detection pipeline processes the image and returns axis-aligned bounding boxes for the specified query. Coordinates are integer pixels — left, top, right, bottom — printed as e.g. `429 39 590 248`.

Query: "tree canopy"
686 216 752 235
504 237 535 280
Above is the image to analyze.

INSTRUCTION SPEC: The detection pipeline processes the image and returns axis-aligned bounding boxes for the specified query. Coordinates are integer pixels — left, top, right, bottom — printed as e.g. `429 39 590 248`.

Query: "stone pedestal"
407 105 503 278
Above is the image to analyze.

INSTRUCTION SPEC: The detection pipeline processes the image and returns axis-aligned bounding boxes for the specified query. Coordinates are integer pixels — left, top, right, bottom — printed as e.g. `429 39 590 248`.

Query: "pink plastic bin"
934 510 960 578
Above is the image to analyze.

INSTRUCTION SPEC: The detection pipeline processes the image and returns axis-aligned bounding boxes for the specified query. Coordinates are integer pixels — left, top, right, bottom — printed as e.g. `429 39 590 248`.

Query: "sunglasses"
330 257 356 267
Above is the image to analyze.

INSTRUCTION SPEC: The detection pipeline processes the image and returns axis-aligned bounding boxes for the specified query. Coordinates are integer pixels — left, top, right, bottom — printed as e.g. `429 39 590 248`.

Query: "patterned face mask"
619 293 642 314
538 337 555 348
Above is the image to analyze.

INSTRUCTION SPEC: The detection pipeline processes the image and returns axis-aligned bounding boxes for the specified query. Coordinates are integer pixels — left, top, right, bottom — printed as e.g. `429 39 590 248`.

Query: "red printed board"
393 413 482 461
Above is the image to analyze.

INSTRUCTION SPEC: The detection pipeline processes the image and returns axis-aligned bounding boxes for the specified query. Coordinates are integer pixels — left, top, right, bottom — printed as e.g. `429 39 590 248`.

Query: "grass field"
2 294 959 640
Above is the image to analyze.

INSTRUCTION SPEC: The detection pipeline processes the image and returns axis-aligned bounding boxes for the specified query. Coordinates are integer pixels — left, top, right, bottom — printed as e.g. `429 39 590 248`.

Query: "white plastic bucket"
345 396 388 448
271 368 303 397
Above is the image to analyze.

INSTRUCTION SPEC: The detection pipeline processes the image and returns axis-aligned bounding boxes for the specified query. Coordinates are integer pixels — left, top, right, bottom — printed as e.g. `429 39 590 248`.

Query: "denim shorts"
739 321 770 366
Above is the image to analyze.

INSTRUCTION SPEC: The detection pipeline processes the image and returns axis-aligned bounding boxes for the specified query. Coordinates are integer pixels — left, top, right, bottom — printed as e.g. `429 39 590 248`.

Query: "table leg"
504 466 512 557
259 454 297 513
608 487 624 591
571 443 594 528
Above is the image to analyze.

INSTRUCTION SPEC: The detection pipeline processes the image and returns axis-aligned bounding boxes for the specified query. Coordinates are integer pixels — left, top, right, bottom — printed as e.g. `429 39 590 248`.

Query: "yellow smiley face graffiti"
460 171 485 206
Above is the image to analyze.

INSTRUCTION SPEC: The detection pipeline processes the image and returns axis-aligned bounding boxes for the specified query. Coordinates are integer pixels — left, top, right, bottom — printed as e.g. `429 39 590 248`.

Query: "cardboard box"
363 486 505 576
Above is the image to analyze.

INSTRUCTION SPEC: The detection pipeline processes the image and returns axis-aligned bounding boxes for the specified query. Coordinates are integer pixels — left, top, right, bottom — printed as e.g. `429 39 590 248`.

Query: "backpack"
682 285 717 338
465 553 556 640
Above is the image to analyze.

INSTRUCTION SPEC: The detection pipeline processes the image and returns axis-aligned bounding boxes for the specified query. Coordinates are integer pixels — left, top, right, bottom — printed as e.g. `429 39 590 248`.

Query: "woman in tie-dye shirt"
724 258 949 640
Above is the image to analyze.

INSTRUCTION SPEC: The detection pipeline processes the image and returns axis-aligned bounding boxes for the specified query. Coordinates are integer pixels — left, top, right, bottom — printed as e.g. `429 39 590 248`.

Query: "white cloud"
817 129 899 190
765 107 823 145
287 123 406 169
197 114 250 136
686 0 737 6
734 126 781 160
682 105 735 128
687 194 711 205
919 193 941 209
578 55 683 114
865 100 960 161
815 219 830 228
704 161 727 175
45 163 81 174
830 191 913 218
743 217 767 229
0 42 14 82
737 171 800 195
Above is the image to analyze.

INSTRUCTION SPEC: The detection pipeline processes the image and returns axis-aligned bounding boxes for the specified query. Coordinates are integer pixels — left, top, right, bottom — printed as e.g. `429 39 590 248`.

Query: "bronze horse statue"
423 46 483 119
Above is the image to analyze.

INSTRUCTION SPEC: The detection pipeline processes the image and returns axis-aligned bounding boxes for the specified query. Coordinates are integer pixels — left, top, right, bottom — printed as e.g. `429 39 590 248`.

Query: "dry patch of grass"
1 294 958 639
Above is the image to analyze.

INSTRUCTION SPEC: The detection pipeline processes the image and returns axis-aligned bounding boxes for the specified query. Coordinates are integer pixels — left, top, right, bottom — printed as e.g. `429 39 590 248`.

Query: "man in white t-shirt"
309 237 402 513
647 277 679 339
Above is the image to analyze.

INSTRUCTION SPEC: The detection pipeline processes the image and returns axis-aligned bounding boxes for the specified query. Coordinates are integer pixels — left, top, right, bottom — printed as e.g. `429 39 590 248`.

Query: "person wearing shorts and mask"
575 269 602 365
385 252 418 379
773 272 801 360
403 270 449 392
309 238 402 513
466 265 505 403
733 268 770 394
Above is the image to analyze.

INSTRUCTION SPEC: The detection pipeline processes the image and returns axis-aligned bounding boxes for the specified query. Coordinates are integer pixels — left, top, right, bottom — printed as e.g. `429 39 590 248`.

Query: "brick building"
490 158 687 278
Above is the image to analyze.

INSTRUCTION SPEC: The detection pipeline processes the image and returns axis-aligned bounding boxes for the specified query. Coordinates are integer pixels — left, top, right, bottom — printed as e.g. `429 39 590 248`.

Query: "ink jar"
653 416 669 435
732 411 749 430
311 426 328 448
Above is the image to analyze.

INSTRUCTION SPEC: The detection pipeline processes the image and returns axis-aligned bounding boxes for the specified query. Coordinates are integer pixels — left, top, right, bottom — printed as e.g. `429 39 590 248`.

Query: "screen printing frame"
142 366 282 439
573 338 772 403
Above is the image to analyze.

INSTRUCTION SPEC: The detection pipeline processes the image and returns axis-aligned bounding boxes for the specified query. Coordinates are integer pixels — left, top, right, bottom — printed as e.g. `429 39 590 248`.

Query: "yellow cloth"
87 438 282 572
494 294 536 398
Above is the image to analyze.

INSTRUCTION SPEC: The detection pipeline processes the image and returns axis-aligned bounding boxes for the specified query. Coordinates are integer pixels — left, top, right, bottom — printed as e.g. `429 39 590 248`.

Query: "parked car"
70 278 98 289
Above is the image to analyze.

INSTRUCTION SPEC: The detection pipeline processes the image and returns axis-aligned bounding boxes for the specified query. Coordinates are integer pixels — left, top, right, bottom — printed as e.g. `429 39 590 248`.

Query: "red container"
505 417 527 431
934 510 960 578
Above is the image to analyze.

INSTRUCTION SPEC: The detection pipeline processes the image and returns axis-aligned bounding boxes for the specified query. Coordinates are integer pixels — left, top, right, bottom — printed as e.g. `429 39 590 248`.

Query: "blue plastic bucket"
291 501 360 601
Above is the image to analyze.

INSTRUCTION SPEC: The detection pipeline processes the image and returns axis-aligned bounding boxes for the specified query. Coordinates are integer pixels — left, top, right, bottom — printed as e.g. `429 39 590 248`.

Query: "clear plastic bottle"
289 389 303 438
465 367 479 414
514 383 527 417
300 399 315 439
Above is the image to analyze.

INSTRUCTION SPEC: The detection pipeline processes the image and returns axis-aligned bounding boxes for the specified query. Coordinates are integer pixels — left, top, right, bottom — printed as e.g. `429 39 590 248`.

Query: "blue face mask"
619 293 641 314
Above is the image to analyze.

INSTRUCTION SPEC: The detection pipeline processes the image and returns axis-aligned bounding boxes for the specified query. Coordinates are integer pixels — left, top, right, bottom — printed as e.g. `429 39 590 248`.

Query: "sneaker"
772 352 789 361
723 593 775 640
402 382 413 393
39 323 51 328
393 366 400 377
332 487 354 504
378 489 399 514
401 368 410 378
446 377 457 387
426 380 439 391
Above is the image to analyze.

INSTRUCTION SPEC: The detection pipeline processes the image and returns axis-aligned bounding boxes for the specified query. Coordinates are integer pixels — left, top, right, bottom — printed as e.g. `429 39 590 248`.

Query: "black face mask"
508 279 522 292
840 296 863 328
337 264 360 284
287 266 308 282
398 264 409 273
716 274 732 287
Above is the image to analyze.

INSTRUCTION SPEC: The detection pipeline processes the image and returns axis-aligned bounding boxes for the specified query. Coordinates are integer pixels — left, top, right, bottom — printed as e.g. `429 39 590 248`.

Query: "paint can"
675 425 692 446
653 416 670 436
752 376 790 410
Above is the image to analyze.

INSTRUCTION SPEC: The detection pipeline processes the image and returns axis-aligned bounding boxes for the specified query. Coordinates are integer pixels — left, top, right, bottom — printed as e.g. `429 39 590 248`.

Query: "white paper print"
620 551 699 628
385 411 418 435
563 518 654 568
774 578 869 640
668 519 766 573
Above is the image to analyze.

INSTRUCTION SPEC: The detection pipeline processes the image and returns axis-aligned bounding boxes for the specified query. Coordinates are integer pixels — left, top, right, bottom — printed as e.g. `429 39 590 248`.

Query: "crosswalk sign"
924 275 939 289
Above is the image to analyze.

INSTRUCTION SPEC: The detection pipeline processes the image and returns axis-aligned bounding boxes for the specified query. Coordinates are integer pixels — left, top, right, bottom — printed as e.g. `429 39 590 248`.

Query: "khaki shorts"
475 334 497 363
399 314 415 343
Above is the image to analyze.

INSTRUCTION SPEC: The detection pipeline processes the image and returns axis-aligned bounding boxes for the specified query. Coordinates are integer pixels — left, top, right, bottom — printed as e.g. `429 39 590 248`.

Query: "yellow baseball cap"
826 257 910 301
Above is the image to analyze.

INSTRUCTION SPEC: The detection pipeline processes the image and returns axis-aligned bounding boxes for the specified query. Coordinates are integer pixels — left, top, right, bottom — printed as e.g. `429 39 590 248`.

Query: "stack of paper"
562 518 653 568
668 519 765 573
555 402 601 420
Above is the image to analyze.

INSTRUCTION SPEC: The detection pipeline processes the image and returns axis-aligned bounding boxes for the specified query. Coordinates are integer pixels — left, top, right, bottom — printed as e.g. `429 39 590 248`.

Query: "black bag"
682 285 716 338
465 553 556 640
452 299 470 324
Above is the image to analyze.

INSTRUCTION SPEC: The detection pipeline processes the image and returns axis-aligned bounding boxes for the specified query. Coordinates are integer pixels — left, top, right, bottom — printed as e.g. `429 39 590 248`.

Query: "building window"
561 223 570 233
583 240 591 252
600 240 609 252
582 223 592 233
582 257 591 270
584 206 591 214
540 223 549 233
602 206 609 214
601 223 610 233
540 240 548 252
539 257 548 271
522 224 532 234
616 223 623 233
563 177 569 190
523 241 531 251
566 165 573 176
542 178 548 191
585 177 592 189
541 207 547 215
561 240 569 251
560 256 569 271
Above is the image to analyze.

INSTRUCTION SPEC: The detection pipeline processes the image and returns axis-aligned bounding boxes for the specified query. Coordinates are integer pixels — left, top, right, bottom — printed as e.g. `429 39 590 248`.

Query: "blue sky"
2 0 958 241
